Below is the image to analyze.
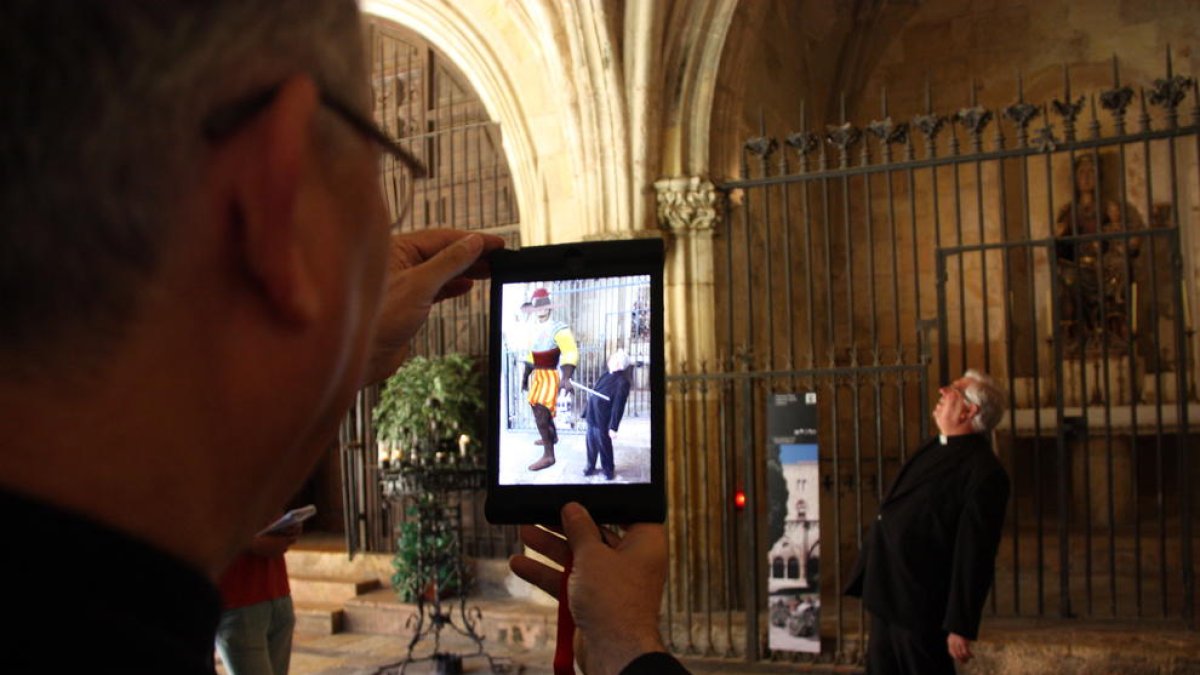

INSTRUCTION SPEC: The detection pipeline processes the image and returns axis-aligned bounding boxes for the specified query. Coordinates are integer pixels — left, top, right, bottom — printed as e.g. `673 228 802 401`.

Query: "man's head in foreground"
0 0 500 577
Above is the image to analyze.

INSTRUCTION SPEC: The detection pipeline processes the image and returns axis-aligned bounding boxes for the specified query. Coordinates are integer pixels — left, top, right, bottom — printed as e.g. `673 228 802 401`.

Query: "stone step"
286 547 393 586
293 601 344 635
290 575 382 604
343 588 558 649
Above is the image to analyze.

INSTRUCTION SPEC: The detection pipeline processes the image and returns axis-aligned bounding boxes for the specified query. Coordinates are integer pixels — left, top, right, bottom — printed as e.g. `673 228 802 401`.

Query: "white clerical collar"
939 434 948 445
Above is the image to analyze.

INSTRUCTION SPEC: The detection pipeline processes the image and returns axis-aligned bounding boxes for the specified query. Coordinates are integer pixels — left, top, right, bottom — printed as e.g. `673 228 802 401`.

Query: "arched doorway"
300 18 521 558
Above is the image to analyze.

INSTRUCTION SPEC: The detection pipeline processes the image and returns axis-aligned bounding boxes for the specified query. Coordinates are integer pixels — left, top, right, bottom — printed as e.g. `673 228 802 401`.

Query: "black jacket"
621 652 690 674
843 433 1009 640
583 371 631 431
2 488 221 673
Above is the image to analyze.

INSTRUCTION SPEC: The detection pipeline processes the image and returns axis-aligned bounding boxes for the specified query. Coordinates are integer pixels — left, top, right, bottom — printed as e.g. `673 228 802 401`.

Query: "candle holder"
375 460 512 675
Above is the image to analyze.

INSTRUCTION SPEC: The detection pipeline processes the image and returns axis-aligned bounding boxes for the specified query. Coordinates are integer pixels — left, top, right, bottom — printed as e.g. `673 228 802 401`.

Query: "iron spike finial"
1032 103 1058 152
1112 54 1120 88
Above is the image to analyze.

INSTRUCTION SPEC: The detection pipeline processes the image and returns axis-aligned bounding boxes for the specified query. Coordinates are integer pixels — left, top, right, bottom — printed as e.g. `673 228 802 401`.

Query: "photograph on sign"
766 393 820 654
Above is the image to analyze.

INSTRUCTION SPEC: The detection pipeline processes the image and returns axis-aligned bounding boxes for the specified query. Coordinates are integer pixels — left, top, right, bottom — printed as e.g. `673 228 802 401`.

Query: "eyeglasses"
202 83 426 228
941 384 976 407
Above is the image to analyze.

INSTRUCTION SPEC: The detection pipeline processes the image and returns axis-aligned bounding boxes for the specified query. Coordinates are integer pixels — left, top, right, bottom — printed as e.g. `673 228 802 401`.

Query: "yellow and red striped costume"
525 319 578 416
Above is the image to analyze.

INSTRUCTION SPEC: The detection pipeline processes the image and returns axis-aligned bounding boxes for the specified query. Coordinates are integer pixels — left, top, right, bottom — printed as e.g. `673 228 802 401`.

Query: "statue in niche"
1054 153 1145 355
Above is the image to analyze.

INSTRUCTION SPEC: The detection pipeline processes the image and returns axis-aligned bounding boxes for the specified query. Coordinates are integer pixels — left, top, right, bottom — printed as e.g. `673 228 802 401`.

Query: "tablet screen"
495 275 653 486
485 239 665 524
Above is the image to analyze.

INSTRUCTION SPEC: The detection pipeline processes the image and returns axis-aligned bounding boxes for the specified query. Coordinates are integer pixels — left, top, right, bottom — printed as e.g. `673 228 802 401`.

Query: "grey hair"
961 369 1005 433
608 349 630 372
0 0 364 377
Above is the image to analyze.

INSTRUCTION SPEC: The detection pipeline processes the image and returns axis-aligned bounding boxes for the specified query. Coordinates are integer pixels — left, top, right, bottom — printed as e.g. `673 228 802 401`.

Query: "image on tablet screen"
496 275 652 486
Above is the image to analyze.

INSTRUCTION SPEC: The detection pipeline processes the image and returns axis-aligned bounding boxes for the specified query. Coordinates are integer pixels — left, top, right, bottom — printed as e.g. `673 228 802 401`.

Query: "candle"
458 434 470 458
1183 283 1191 329
1046 287 1053 339
1132 282 1139 334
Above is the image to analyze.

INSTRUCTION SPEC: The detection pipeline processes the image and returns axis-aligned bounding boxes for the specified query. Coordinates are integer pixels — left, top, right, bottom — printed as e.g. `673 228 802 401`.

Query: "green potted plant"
372 353 484 465
391 496 463 602
373 354 484 602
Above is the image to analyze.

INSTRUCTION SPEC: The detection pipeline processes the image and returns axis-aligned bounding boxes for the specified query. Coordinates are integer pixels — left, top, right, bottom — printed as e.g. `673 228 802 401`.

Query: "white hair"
608 350 630 373
961 369 1005 433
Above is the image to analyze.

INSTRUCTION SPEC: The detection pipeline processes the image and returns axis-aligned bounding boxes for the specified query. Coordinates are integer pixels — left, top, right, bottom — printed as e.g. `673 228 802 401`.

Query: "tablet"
485 239 666 525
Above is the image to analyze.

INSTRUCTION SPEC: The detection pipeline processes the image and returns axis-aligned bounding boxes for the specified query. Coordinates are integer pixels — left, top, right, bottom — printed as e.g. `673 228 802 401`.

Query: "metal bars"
693 55 1198 665
338 20 523 559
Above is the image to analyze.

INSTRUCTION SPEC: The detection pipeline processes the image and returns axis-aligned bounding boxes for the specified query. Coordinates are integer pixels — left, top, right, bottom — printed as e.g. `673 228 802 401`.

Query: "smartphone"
258 504 317 536
485 239 666 524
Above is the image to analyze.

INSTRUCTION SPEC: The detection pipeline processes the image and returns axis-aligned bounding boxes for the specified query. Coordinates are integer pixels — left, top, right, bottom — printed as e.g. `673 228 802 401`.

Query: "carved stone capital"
655 176 719 233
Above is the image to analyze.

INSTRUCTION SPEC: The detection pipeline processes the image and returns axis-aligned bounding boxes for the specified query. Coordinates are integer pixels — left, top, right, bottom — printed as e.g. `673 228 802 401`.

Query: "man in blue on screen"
582 349 631 480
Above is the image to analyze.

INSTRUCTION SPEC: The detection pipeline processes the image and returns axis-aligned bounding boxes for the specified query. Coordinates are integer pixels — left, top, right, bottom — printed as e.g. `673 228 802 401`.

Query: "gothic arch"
363 0 633 245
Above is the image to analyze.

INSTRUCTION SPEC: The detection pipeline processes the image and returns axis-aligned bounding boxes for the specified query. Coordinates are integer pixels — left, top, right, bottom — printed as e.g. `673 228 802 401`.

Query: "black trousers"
585 424 614 476
866 614 955 675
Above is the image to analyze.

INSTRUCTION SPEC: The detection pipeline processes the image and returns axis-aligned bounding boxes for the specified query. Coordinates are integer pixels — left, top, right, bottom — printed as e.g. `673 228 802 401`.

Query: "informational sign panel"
765 392 820 653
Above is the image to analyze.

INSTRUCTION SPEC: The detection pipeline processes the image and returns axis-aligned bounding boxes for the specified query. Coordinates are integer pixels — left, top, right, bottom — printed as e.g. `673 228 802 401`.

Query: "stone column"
655 176 724 621
655 176 719 371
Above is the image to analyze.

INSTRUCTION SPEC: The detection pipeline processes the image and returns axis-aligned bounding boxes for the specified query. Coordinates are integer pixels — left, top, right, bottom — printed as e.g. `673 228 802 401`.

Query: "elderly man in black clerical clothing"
845 369 1009 675
582 350 632 480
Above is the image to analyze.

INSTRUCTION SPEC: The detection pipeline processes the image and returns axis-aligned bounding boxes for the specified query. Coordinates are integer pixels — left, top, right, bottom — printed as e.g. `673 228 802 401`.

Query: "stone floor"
222 615 1200 675
496 417 652 485
284 630 553 675
238 537 1199 675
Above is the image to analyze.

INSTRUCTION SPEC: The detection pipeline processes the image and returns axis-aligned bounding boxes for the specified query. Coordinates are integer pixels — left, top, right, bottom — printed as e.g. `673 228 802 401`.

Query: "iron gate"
339 20 522 559
666 55 1198 666
936 227 1192 623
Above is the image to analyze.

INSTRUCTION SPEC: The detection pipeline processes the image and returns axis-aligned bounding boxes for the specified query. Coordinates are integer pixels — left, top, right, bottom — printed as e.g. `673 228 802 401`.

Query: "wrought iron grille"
501 278 653 435
666 54 1198 666
339 19 522 559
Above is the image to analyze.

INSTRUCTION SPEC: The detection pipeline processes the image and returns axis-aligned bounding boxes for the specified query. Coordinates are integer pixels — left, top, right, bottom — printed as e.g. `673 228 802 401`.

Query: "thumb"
560 502 604 555
411 234 484 297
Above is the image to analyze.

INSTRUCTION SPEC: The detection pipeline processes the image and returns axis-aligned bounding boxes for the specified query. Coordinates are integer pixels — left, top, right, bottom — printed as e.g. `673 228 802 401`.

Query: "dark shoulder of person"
621 652 691 675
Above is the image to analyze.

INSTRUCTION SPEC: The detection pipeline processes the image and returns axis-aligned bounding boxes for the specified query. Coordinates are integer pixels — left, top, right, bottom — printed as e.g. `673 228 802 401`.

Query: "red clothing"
217 551 290 610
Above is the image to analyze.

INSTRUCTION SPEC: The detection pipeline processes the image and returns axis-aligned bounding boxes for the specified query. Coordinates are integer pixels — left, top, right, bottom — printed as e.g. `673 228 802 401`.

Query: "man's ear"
963 402 980 422
225 75 323 326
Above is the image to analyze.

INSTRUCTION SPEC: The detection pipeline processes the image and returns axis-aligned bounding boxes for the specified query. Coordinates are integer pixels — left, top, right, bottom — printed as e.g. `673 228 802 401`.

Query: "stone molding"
654 176 719 234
